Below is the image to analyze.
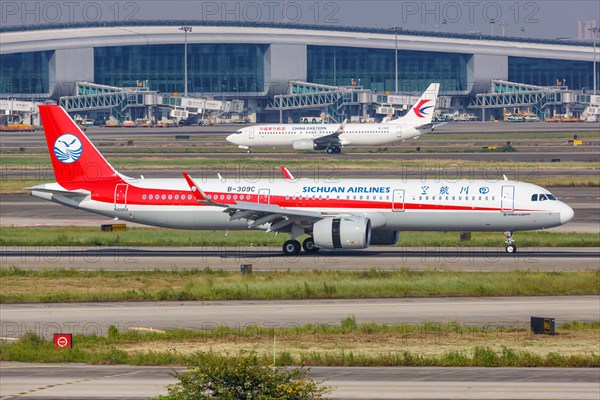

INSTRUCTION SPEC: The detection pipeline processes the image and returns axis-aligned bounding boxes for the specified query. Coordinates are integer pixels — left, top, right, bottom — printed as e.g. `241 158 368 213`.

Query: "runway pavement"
1 246 599 271
1 363 599 400
1 296 598 338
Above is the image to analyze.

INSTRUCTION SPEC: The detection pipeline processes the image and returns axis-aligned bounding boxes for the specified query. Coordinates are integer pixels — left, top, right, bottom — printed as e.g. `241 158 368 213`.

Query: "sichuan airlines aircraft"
31 105 574 255
226 83 440 154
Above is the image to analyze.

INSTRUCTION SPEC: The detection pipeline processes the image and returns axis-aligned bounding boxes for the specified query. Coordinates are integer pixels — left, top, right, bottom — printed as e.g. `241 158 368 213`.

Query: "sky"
1 0 599 40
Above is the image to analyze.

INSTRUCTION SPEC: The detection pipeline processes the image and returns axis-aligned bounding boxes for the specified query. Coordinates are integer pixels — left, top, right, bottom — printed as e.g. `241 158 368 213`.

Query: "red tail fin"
39 105 124 190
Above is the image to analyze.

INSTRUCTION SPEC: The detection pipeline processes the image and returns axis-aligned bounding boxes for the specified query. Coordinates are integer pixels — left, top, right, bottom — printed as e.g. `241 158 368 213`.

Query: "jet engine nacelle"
292 139 328 151
369 230 399 245
292 139 316 150
313 216 371 249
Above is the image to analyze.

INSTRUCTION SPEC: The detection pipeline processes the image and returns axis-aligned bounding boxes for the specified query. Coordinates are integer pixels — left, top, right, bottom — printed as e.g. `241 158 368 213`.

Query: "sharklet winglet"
182 172 225 207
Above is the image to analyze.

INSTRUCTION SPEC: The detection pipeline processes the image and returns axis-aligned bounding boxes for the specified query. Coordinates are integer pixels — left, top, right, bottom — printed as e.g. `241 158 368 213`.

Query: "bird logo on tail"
53 134 83 164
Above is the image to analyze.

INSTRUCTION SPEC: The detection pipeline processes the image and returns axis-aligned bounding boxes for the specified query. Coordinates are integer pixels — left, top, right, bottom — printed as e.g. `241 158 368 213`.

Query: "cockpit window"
532 193 557 202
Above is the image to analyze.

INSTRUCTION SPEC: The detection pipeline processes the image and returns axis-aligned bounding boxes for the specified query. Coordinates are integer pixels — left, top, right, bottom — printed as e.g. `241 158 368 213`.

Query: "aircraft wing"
312 119 347 146
183 172 325 232
223 201 323 231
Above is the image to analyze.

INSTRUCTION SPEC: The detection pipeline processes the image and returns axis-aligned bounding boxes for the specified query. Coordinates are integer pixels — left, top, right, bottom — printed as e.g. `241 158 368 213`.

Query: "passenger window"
531 194 538 201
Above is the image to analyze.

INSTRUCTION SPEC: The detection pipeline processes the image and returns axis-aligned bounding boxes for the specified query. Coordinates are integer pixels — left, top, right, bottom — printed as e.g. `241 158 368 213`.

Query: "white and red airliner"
31 105 574 255
227 83 440 154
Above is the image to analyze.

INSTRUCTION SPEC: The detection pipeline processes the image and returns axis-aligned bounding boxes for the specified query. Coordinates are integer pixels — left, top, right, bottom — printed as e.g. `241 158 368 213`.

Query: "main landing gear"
504 231 517 253
326 146 342 154
282 237 320 256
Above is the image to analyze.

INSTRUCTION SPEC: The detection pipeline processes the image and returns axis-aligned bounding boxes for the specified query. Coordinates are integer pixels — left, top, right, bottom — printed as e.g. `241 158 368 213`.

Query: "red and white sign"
54 333 73 349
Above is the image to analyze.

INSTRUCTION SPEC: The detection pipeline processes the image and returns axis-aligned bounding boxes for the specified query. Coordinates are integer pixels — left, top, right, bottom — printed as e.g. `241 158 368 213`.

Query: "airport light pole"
391 26 400 94
179 26 192 97
500 20 507 37
590 27 599 97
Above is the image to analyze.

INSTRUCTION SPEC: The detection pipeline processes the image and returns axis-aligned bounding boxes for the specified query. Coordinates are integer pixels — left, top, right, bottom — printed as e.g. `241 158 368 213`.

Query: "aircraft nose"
560 203 574 224
226 134 237 144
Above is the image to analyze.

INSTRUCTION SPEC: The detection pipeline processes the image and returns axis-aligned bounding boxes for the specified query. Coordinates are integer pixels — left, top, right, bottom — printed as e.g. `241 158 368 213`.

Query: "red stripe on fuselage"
95 185 536 212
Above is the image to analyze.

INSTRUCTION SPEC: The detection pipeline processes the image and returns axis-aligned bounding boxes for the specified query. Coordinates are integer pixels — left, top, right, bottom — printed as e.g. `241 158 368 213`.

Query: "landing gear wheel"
283 240 301 256
302 237 320 254
246 149 252 154
334 147 342 154
503 231 517 253
326 147 334 154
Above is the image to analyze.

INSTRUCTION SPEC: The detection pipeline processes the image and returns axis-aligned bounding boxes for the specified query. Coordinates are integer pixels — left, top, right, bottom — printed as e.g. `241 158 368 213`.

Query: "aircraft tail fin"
38 105 125 190
389 83 440 126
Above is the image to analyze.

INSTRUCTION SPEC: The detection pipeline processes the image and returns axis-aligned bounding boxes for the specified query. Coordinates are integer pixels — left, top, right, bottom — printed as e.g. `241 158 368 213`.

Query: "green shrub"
153 351 332 400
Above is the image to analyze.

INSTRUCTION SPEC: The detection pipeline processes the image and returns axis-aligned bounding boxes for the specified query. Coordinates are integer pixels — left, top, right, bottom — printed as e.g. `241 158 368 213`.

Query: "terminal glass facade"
0 51 52 94
508 57 597 90
94 44 266 94
307 46 468 92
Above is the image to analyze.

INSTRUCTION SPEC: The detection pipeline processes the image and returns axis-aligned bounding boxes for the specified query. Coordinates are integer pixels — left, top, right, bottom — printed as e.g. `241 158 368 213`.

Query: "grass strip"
2 155 598 170
0 227 597 247
1 320 598 367
1 269 598 303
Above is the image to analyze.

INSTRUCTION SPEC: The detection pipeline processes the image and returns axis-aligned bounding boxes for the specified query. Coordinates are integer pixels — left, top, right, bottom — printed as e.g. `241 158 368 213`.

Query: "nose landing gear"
504 231 517 253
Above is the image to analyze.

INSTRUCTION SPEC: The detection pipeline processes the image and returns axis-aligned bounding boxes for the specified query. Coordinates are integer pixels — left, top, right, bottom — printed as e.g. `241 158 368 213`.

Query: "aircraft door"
258 189 270 204
395 126 403 139
114 184 129 211
392 189 405 212
501 185 515 211
249 127 255 140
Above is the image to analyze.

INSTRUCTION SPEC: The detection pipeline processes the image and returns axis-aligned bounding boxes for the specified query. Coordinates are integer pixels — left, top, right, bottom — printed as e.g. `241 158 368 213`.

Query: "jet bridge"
266 81 374 123
58 82 244 123
469 80 574 120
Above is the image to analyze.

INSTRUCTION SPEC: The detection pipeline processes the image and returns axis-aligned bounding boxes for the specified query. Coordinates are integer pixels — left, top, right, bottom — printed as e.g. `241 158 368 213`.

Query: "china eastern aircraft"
31 105 574 255
226 83 440 154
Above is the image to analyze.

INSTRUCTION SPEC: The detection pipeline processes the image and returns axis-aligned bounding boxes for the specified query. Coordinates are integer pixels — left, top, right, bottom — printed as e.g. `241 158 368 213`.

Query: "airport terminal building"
1 21 597 120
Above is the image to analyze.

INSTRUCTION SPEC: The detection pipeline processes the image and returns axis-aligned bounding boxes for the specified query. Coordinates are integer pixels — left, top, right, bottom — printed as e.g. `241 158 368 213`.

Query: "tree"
154 351 332 400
